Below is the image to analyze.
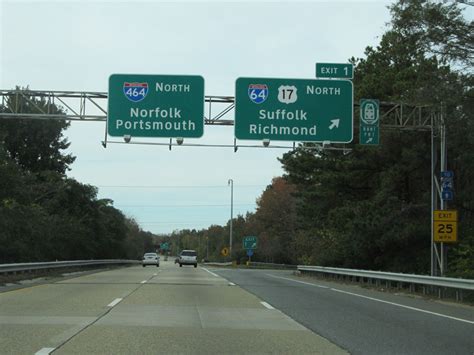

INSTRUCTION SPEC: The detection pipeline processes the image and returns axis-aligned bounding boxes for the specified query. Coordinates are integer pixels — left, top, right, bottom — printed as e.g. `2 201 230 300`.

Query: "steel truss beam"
1 90 437 131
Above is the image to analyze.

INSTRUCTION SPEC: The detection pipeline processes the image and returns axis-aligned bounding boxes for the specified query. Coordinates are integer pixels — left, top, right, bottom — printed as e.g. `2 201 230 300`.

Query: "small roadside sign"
433 210 458 243
440 170 454 201
359 99 380 145
243 236 258 250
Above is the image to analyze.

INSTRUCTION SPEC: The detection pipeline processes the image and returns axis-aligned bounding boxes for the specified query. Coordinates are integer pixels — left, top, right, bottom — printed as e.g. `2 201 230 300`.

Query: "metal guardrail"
0 259 140 274
248 262 297 270
297 265 474 293
202 261 296 269
202 262 233 267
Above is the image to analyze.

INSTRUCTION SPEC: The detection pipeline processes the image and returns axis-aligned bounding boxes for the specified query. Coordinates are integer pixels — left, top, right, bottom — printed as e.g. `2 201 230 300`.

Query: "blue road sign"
441 171 454 179
247 249 254 257
442 180 453 191
442 190 454 201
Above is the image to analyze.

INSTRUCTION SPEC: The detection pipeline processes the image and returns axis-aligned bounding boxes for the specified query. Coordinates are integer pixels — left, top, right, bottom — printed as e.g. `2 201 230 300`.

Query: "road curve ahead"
211 268 474 355
0 261 345 354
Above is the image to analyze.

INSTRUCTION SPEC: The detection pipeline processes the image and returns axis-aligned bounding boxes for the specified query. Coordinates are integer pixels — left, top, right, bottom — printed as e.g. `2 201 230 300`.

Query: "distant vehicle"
178 250 197 268
142 252 160 267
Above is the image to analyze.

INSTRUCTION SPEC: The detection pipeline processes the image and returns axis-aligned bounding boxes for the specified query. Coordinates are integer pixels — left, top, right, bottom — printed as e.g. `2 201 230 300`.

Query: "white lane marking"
330 288 474 325
35 348 55 355
201 267 218 277
267 274 474 325
266 274 329 289
107 298 123 307
140 280 147 284
153 273 158 276
261 301 275 310
229 282 236 286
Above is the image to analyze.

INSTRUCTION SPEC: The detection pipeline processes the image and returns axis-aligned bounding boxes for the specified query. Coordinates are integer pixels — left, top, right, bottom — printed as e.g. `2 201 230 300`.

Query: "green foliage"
0 88 75 175
389 0 473 68
275 0 472 275
0 89 156 263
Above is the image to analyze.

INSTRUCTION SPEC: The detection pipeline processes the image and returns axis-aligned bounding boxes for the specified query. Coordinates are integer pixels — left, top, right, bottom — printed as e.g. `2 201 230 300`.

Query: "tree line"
0 93 156 263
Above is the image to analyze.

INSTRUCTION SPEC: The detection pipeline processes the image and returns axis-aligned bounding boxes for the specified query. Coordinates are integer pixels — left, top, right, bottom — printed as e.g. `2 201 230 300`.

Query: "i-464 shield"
123 82 149 102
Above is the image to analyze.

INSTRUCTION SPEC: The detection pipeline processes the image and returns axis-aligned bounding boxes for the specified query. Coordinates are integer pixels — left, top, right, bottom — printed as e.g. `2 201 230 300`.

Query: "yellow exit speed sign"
434 210 458 243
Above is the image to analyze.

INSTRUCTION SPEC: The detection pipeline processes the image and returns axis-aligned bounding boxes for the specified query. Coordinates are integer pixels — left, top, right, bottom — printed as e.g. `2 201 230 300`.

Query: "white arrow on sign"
329 119 340 130
366 137 373 143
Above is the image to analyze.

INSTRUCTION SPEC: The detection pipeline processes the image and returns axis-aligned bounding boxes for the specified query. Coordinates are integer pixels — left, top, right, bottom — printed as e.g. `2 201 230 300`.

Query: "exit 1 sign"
316 63 353 79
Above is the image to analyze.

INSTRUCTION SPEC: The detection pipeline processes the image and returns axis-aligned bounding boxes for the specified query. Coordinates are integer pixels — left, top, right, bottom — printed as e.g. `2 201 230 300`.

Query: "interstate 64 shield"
235 77 353 143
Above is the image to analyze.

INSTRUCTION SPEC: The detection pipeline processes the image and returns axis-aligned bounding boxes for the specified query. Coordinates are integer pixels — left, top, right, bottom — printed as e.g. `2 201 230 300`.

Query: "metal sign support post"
439 108 447 276
431 117 437 276
228 179 233 257
431 106 448 276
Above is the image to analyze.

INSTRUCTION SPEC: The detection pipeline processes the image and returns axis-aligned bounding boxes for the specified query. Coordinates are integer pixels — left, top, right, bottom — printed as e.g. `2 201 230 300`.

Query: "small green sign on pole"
243 236 258 250
108 74 204 138
316 63 353 79
359 99 380 145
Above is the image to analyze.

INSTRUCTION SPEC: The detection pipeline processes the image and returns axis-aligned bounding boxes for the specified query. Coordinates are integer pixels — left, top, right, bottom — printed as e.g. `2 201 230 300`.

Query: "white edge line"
266 274 329 289
201 267 219 277
266 273 474 325
330 288 474 325
107 298 123 307
140 280 147 284
35 348 55 355
261 301 275 310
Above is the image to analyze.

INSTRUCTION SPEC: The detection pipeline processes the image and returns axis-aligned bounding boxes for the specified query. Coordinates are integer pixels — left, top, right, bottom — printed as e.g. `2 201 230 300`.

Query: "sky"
0 0 397 234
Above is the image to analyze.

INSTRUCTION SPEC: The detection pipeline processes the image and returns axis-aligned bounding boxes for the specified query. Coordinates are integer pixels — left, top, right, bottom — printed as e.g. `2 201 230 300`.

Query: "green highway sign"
235 77 353 143
243 236 258 250
359 99 380 145
316 63 353 79
160 242 169 251
108 74 204 138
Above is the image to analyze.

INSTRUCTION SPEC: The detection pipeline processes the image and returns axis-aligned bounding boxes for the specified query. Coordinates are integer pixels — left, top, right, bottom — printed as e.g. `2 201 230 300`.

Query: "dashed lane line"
107 298 123 307
261 301 275 310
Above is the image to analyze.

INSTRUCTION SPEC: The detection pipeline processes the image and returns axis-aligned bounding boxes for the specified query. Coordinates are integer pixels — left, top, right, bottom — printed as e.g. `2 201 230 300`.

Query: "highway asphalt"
210 268 474 355
0 262 345 354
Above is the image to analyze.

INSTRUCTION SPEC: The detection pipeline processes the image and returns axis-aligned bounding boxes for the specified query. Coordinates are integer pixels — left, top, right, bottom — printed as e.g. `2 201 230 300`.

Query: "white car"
178 250 197 268
142 252 160 267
